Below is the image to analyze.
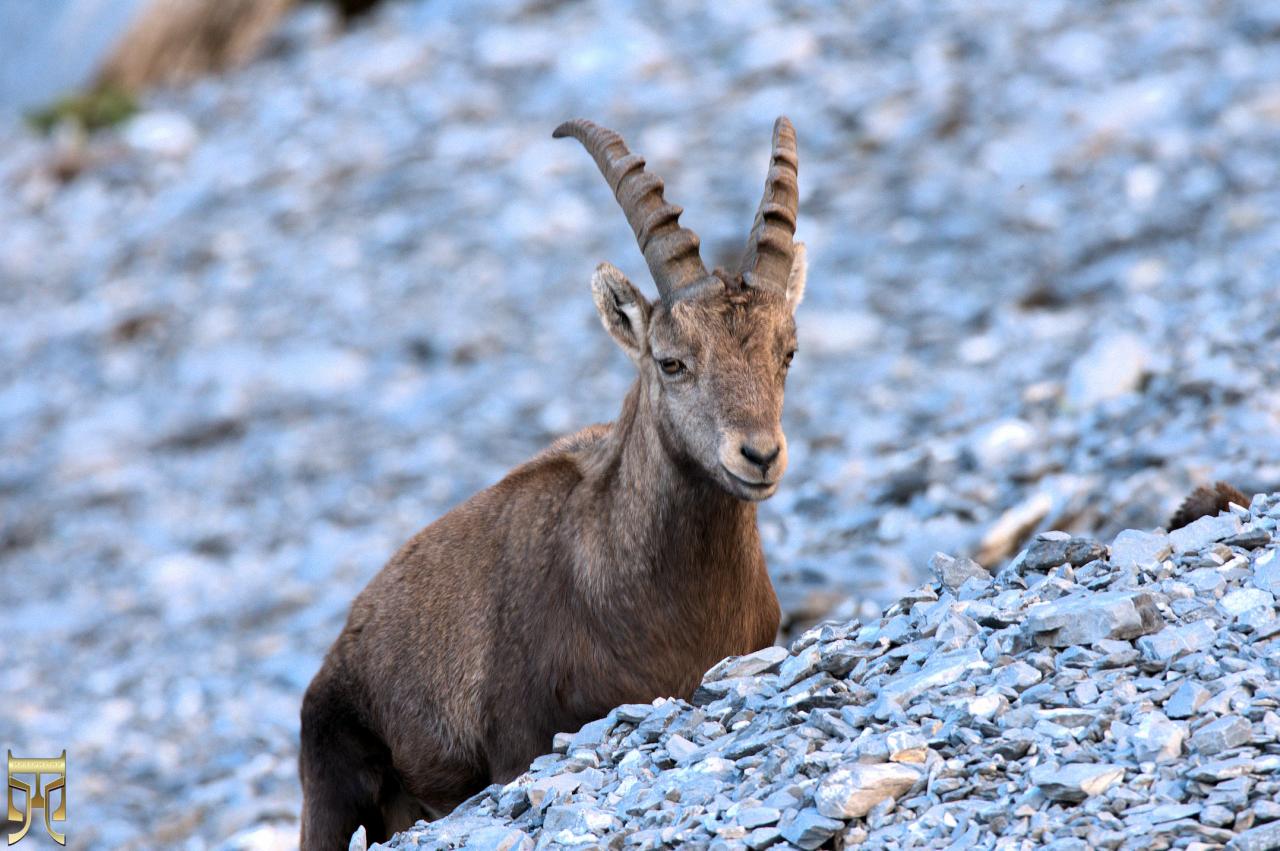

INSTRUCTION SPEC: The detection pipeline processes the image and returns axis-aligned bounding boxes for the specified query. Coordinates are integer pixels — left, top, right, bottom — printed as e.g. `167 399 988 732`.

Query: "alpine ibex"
299 117 806 849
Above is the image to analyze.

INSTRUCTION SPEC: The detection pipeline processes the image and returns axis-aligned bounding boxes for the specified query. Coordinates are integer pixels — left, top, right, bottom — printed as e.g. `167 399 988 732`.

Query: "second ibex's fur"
1169 481 1249 530
299 118 806 849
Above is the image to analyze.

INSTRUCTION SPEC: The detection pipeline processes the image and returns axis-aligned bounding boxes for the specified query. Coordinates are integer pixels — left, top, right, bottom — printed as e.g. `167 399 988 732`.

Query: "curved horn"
740 116 799 291
554 119 711 302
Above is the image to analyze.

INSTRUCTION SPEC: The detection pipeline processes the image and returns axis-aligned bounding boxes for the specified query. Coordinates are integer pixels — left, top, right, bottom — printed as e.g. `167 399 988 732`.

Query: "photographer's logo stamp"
6 751 66 846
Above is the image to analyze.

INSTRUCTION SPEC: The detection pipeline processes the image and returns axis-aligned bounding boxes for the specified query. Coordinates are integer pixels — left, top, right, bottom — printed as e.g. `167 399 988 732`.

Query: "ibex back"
299 117 807 849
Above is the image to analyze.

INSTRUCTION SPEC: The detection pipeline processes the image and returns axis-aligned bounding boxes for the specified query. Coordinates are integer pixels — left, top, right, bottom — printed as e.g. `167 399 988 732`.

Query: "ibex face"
558 117 807 501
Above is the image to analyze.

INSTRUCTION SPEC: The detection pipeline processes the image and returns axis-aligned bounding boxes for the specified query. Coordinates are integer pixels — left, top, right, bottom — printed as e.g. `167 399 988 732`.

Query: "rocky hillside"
2 0 1280 848
377 497 1280 850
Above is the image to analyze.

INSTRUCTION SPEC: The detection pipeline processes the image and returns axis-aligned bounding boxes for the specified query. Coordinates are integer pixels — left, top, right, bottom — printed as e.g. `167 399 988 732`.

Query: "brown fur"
1169 481 1249 530
98 0 294 91
299 123 806 850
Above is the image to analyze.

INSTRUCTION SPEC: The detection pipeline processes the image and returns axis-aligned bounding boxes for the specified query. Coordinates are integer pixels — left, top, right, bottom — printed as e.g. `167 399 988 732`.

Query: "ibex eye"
784 349 797 367
659 358 686 376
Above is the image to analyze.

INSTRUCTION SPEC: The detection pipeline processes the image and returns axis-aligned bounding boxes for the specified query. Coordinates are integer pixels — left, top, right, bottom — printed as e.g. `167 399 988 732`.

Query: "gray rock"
707 646 790 681
570 716 613 750
1191 715 1253 756
1129 712 1185 763
1185 568 1227 595
496 784 530 819
1148 803 1201 824
1136 619 1216 662
777 644 822 688
1255 558 1280 596
665 734 698 762
779 809 844 850
1225 528 1272 549
526 774 581 809
994 660 1044 690
1188 756 1256 783
615 704 653 725
744 826 782 850
979 493 1056 566
1204 804 1236 827
1030 763 1125 802
930 552 991 591
542 803 614 835
736 807 781 829
1164 681 1211 719
1170 514 1244 554
1254 800 1280 822
1110 529 1172 570
879 647 990 708
1228 821 1280 851
1021 535 1109 573
1024 590 1163 647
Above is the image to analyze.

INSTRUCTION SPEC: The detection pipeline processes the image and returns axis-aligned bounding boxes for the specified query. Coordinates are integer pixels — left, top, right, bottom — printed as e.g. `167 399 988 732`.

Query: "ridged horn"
740 116 799 291
554 119 712 302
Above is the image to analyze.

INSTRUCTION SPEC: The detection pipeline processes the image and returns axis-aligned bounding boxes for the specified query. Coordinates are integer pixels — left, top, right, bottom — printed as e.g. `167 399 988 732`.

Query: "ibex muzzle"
299 117 805 850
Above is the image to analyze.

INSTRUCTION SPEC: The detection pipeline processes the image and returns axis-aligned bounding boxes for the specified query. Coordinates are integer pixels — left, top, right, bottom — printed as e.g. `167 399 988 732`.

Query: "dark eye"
658 358 686 376
783 349 797 368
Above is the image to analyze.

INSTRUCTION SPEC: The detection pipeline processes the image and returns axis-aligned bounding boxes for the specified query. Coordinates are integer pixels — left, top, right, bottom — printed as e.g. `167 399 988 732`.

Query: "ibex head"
556 118 806 501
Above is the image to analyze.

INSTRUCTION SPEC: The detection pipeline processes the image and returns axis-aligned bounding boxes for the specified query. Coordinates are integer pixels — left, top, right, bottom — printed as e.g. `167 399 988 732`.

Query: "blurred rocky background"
1 0 1279 847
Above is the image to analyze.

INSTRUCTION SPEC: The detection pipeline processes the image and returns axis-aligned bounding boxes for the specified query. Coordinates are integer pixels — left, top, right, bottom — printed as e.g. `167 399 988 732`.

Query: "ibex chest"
564 553 779 711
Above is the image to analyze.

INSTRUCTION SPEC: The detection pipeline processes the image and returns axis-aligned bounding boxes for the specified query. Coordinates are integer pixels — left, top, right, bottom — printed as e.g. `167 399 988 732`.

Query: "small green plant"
26 85 139 135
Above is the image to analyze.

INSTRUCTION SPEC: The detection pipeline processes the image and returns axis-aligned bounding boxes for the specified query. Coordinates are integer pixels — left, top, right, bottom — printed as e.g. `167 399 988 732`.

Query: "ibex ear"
592 262 651 363
786 242 807 312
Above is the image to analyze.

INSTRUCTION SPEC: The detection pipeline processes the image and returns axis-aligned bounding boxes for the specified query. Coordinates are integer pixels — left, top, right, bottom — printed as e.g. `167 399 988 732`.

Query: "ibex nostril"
740 443 780 469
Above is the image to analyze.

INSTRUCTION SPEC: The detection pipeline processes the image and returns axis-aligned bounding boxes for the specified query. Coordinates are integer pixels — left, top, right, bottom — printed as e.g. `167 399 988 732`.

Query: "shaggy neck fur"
577 378 759 603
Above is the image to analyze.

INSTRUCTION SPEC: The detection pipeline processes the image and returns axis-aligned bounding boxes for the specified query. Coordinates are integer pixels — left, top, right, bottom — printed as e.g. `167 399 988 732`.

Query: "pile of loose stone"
377 494 1280 851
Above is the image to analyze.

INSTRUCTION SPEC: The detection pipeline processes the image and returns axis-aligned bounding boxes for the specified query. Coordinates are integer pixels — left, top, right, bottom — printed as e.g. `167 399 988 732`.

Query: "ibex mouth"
721 465 779 500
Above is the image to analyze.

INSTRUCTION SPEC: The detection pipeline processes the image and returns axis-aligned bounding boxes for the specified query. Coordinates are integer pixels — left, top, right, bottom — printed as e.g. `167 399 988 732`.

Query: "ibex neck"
591 379 760 576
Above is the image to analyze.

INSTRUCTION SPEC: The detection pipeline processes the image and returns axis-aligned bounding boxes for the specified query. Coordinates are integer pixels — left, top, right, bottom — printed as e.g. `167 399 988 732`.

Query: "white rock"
970 418 1036 469
880 648 990 708
815 763 921 819
1219 588 1276 618
123 110 199 158
968 691 1008 718
708 645 789 680
1130 712 1185 763
1065 333 1148 408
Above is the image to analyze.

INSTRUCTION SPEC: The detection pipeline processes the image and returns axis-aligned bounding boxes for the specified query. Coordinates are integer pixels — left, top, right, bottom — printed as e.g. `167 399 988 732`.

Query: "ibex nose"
740 442 781 471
